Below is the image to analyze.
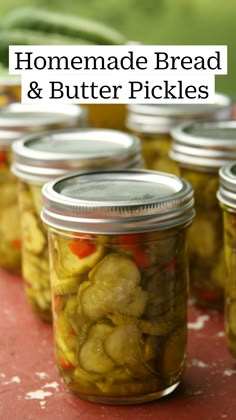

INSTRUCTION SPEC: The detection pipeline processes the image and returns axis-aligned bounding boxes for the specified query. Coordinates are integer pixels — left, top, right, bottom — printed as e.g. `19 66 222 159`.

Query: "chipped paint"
2 376 21 385
43 382 59 390
223 369 236 377
40 400 46 409
188 315 210 330
216 331 225 338
36 372 48 380
193 390 203 395
191 359 208 368
25 390 53 400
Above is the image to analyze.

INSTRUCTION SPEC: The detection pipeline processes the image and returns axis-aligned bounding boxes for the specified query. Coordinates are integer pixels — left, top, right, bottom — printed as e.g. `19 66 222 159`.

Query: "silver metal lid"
0 103 86 130
217 162 236 209
0 75 21 86
170 120 236 171
12 128 142 183
126 93 233 134
41 169 195 234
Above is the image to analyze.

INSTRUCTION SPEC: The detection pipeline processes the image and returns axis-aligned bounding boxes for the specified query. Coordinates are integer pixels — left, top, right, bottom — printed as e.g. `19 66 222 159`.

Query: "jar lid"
12 128 142 183
41 169 195 234
0 103 86 130
217 162 236 209
170 120 236 171
126 93 233 134
0 75 21 86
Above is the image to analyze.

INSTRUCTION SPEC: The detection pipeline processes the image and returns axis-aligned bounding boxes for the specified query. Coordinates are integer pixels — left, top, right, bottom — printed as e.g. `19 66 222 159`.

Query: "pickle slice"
54 277 79 295
22 211 46 254
79 323 115 374
104 324 142 368
79 253 142 320
54 235 104 276
29 184 43 216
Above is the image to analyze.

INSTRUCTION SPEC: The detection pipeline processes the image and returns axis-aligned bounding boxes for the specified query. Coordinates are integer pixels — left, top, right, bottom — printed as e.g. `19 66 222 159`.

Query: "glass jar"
85 104 126 130
126 93 233 174
12 129 142 322
41 169 195 404
0 75 21 106
0 130 23 272
0 103 85 274
170 120 236 310
217 162 236 358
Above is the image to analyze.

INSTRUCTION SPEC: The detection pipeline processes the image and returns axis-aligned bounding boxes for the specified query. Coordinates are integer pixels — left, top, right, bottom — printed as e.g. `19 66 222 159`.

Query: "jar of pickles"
41 169 195 404
170 120 236 310
217 162 236 358
0 103 85 274
0 74 21 106
0 129 23 271
126 94 233 174
85 104 126 130
12 129 142 322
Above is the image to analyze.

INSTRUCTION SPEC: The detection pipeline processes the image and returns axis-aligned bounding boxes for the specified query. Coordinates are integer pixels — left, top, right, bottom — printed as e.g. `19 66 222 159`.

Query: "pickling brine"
42 169 195 404
171 120 236 310
17 180 50 319
0 103 85 274
0 145 21 272
217 162 236 358
82 104 126 130
180 168 224 307
49 229 188 402
12 129 142 322
0 74 21 105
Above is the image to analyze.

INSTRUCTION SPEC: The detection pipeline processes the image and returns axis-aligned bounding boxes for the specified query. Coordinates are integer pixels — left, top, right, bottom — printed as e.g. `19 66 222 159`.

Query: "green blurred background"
0 0 235 97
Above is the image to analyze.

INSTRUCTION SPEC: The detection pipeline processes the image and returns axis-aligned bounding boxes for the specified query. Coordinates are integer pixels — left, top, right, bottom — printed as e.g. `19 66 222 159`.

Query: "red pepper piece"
166 257 177 273
69 239 96 259
133 248 150 269
60 357 74 370
11 239 22 250
0 151 7 168
68 330 76 336
117 234 150 268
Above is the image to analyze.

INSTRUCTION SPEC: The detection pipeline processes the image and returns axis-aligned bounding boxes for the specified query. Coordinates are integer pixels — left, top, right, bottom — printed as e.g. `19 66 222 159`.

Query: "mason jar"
84 104 126 130
0 75 21 106
170 120 236 310
217 162 236 358
12 129 142 322
0 103 85 273
126 93 233 174
41 169 195 404
0 130 23 272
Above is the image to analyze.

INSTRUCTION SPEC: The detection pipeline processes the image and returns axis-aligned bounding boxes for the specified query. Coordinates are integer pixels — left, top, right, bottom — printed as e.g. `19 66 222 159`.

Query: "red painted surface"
0 268 236 420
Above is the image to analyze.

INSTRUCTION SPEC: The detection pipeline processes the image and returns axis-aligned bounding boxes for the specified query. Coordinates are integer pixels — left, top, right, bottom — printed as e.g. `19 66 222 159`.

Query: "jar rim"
217 162 236 209
41 169 195 234
170 120 236 169
0 103 85 129
11 128 143 183
126 93 233 134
